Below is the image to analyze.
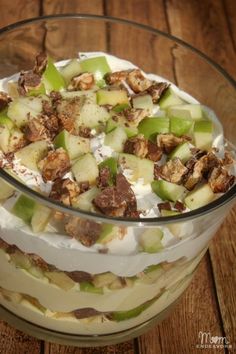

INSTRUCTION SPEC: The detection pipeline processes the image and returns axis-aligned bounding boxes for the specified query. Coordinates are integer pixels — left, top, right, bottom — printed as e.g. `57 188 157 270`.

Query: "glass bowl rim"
0 13 235 226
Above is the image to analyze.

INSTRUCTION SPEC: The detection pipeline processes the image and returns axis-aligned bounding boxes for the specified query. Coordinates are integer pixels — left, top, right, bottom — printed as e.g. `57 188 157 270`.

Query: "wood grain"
0 321 41 354
42 0 106 59
209 207 236 353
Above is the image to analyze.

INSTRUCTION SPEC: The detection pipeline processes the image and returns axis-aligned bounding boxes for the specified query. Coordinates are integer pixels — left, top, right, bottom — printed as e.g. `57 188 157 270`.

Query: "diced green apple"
160 210 180 217
106 116 138 137
97 89 129 106
15 140 48 171
159 88 185 109
93 272 118 288
184 183 215 210
60 59 81 84
31 204 52 233
10 251 32 270
72 186 100 211
112 103 130 113
0 114 14 130
54 129 90 160
80 56 111 81
45 271 75 291
80 281 103 294
160 210 181 237
139 228 163 253
193 120 213 150
60 90 95 100
119 153 154 184
97 224 119 244
104 126 127 152
12 195 36 224
79 94 110 128
151 180 186 202
168 142 192 163
27 266 45 280
0 125 10 153
137 264 164 284
7 97 43 127
27 83 46 97
99 157 117 185
170 116 193 136
8 128 25 152
132 94 153 115
72 153 99 184
110 298 156 322
0 178 15 200
138 117 169 139
168 104 203 120
42 57 65 92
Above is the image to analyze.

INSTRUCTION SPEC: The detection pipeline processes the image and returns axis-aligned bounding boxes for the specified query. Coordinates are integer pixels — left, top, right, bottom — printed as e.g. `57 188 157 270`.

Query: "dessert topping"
155 158 188 184
126 69 152 93
74 308 102 319
105 70 129 85
146 141 163 162
65 217 102 247
157 134 191 154
50 178 80 206
0 91 11 110
18 71 41 95
33 52 47 76
68 72 95 91
208 166 235 193
24 117 48 142
67 271 93 283
123 135 148 158
147 82 170 103
123 107 148 126
39 148 70 182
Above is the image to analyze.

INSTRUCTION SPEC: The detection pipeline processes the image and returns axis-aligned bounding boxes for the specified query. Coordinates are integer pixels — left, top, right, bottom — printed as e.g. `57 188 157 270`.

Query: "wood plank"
105 0 176 83
44 341 134 354
209 206 236 353
0 0 40 27
0 321 41 354
42 0 107 59
137 255 225 354
224 0 236 50
165 0 236 79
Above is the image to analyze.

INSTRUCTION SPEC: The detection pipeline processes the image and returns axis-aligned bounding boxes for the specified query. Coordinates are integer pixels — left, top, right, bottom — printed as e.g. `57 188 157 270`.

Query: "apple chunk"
104 126 127 152
132 94 153 115
170 116 193 137
168 104 203 120
54 129 90 160
139 228 163 253
12 195 36 224
138 117 169 139
42 57 65 92
31 204 52 233
151 180 186 202
97 89 129 106
72 153 99 184
193 120 213 150
119 153 154 184
60 59 81 84
159 88 185 109
168 142 192 163
80 56 111 82
15 140 48 171
184 183 215 210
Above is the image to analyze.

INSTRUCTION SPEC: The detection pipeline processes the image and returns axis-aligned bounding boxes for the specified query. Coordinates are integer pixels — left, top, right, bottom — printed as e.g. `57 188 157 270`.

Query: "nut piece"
33 52 47 75
50 178 80 206
65 217 102 247
57 97 82 134
147 141 163 162
93 173 137 217
68 72 95 91
18 71 41 95
105 70 129 85
74 308 102 319
208 166 235 193
156 158 188 184
123 108 148 126
184 152 221 190
126 69 152 93
123 135 148 158
67 271 93 283
147 82 170 103
39 148 70 182
97 166 112 189
0 91 11 110
79 126 92 138
157 134 191 154
157 201 171 212
24 117 48 142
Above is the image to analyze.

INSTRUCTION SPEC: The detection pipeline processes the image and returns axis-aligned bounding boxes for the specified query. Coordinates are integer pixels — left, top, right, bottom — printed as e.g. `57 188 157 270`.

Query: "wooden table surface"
0 0 235 353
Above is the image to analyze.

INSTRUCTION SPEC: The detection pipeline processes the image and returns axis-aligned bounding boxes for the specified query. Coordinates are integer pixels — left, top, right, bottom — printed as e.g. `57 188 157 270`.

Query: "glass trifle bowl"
0 15 235 347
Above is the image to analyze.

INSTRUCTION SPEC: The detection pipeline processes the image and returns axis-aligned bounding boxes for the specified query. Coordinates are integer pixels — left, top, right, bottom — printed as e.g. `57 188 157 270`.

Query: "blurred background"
0 1 235 353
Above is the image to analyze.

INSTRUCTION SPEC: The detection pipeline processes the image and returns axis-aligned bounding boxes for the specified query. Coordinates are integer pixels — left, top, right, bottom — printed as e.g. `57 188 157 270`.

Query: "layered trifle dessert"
0 52 235 335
